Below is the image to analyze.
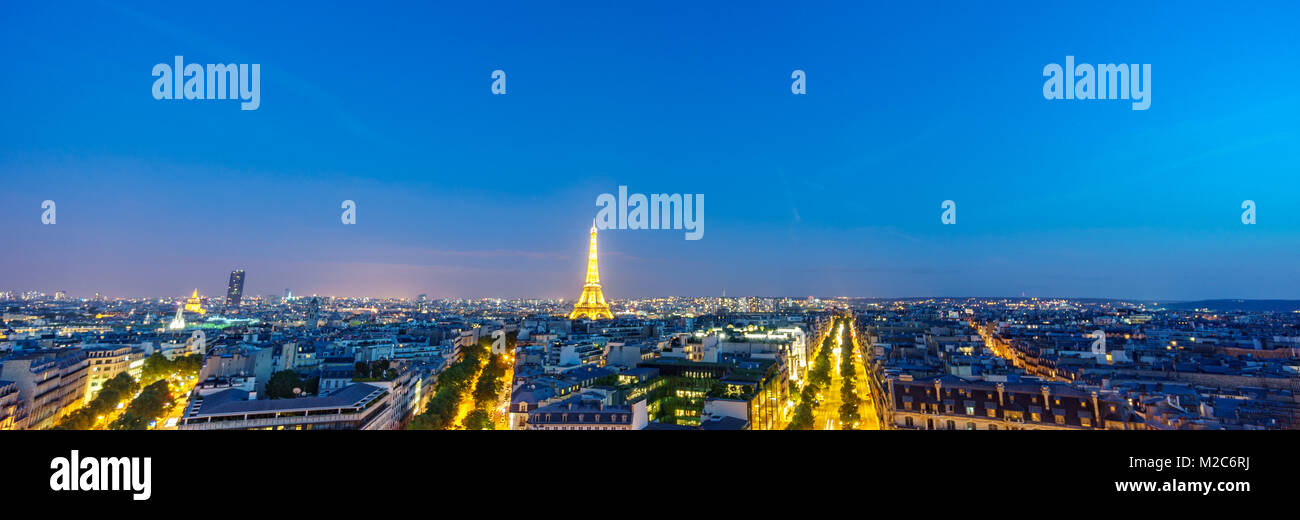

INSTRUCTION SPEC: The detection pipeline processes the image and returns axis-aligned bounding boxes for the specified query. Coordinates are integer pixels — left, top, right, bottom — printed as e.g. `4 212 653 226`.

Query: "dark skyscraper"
226 270 245 307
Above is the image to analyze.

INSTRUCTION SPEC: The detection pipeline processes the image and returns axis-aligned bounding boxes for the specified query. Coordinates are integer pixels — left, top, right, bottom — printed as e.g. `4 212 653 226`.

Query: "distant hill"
1161 300 1300 313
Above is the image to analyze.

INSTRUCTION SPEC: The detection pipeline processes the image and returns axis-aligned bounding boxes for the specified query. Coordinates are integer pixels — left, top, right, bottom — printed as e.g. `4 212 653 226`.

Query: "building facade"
178 382 393 430
880 374 1145 430
83 345 144 402
0 349 89 430
526 395 647 430
0 380 26 430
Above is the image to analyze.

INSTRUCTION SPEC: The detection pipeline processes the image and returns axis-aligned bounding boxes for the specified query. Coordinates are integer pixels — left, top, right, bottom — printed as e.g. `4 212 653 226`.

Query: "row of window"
903 386 1089 408
530 425 628 430
900 414 1095 428
900 403 1095 425
529 412 630 423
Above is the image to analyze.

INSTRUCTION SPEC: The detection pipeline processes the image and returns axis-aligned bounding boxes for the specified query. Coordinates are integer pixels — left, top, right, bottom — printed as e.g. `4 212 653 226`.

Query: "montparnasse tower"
568 222 614 320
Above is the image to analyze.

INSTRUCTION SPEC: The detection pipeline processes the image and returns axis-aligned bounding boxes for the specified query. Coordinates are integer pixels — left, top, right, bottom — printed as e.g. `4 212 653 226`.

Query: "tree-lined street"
789 314 878 430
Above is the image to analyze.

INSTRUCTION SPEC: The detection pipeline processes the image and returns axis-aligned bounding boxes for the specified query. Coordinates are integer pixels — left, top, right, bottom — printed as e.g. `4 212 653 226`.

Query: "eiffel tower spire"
568 221 614 320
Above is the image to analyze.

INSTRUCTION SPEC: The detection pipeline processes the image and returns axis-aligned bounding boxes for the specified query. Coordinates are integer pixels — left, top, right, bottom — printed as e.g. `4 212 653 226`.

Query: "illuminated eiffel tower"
568 222 614 320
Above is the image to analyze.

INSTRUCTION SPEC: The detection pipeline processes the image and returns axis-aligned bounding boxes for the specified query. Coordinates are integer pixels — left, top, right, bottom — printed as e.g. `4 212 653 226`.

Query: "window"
904 416 914 428
965 406 975 416
966 422 975 430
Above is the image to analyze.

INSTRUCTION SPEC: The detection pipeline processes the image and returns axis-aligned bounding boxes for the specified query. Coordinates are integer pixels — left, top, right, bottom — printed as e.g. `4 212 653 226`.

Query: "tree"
410 386 460 430
406 343 493 430
172 354 202 379
109 380 170 430
473 355 507 406
464 410 494 430
139 353 172 385
265 370 305 399
408 412 442 430
839 402 859 427
786 404 814 430
110 412 151 430
101 372 139 397
801 384 819 405
51 372 139 430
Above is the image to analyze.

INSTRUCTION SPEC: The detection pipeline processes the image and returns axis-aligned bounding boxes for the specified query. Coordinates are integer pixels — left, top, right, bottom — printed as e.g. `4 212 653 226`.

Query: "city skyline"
4 3 1296 509
11 282 1300 306
7 290 1296 432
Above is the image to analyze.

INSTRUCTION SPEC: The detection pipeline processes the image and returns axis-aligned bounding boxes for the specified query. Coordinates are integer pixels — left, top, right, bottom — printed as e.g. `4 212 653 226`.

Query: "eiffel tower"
568 222 614 320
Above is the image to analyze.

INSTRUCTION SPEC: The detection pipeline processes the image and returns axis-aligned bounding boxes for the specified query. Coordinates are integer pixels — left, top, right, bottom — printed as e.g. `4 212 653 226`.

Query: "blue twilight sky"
1 1 1298 300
